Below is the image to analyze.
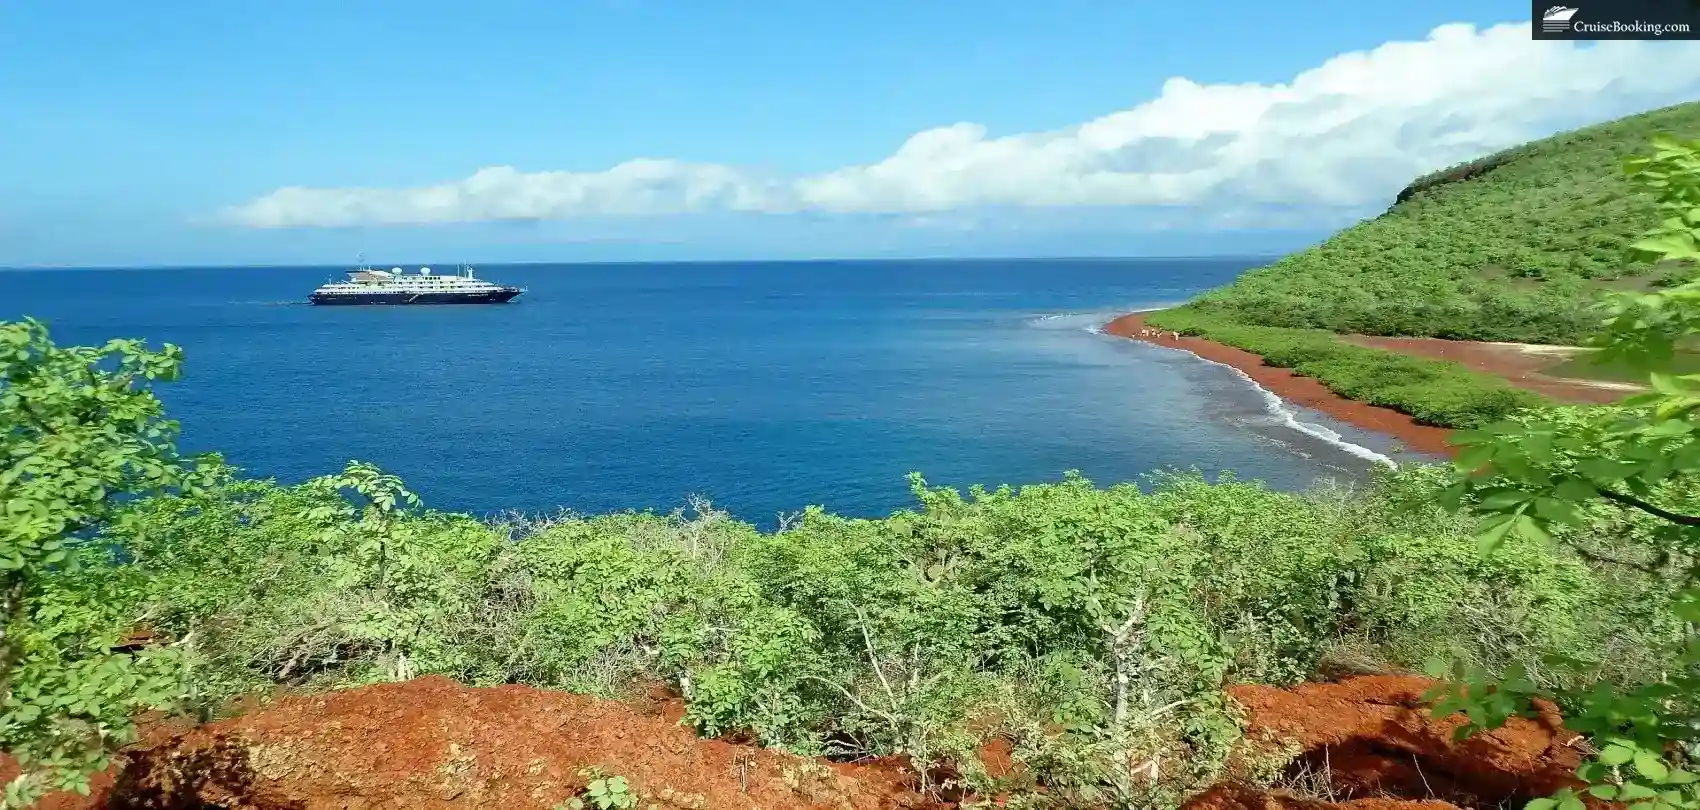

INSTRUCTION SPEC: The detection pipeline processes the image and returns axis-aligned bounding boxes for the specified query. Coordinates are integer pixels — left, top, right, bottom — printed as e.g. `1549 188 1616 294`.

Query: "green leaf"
1422 657 1451 679
1650 372 1693 396
1631 234 1700 261
1530 497 1581 526
1554 478 1598 503
1601 743 1636 766
1478 490 1534 511
1619 782 1658 801
1454 443 1496 472
1512 513 1551 544
1436 482 1468 510
1476 513 1519 552
1578 458 1640 484
1638 750 1672 782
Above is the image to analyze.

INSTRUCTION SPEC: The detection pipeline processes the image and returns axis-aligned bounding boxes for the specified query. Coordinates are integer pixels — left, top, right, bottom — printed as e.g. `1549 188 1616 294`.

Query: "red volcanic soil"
6 674 1592 810
1341 336 1635 405
1211 675 1585 810
98 676 937 810
1102 313 1460 458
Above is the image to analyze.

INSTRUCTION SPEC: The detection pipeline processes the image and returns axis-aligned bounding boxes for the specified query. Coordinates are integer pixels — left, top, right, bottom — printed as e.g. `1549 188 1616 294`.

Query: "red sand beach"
1102 313 1460 458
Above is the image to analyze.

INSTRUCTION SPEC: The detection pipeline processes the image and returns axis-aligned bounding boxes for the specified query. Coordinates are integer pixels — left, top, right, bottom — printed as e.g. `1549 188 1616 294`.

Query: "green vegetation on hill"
1183 102 1700 344
1140 106 1700 431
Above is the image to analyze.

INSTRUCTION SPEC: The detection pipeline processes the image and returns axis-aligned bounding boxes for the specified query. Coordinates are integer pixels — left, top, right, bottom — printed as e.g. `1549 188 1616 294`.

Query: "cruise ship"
308 263 525 306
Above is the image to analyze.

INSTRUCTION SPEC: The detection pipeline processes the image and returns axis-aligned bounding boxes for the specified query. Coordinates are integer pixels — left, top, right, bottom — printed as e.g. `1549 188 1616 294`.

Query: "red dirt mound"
104 676 938 810
7 673 1587 810
1186 784 1463 810
1198 674 1587 810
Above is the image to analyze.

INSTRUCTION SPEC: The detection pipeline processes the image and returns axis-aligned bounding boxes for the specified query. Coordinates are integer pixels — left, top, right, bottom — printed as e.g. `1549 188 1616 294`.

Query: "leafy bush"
20 456 1664 807
0 319 215 807
1434 133 1700 810
560 767 639 810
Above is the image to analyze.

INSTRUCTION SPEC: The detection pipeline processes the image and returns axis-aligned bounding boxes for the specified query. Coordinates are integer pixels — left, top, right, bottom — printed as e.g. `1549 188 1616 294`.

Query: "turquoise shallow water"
2 258 1428 526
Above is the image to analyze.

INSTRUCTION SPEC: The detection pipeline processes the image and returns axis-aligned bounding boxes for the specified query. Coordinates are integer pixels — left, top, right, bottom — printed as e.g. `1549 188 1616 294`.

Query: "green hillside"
1180 101 1700 345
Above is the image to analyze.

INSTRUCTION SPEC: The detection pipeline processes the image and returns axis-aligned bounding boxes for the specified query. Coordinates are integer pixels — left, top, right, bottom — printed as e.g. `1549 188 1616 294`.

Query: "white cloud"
222 22 1700 229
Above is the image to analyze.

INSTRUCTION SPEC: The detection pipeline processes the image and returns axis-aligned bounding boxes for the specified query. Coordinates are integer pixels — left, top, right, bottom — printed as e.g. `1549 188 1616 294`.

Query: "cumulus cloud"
223 22 1700 229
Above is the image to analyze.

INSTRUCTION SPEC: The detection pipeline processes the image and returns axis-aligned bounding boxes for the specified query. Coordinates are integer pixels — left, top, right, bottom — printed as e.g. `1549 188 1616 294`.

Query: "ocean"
2 258 1430 527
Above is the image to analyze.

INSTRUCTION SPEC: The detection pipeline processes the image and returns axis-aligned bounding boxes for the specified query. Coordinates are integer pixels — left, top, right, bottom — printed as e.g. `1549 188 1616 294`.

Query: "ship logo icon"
1541 5 1580 32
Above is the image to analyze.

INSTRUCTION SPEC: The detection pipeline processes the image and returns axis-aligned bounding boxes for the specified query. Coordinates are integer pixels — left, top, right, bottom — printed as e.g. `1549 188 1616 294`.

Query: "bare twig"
801 675 899 724
1564 542 1670 575
1412 755 1434 799
854 606 901 715
1100 592 1149 730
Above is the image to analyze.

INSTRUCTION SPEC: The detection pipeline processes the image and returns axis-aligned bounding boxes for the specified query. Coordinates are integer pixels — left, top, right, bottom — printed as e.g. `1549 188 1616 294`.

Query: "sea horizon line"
0 254 1284 272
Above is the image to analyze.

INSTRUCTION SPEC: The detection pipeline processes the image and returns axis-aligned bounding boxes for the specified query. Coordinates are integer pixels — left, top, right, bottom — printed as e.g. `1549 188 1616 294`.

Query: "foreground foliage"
1435 133 1700 810
12 413 1686 808
0 319 213 807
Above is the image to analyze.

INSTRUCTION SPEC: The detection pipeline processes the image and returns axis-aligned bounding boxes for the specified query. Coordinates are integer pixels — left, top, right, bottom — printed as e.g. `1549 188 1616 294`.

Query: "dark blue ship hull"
309 288 523 306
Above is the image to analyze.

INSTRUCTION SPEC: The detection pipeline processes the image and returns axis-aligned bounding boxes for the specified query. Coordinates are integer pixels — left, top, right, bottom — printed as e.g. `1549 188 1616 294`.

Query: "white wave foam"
1211 360 1398 468
1081 302 1186 334
1143 344 1398 468
1026 311 1119 330
1040 308 1399 468
1027 304 1398 468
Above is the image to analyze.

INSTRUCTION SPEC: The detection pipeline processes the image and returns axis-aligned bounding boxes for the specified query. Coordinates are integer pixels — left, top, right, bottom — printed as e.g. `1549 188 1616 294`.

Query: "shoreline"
1101 313 1459 459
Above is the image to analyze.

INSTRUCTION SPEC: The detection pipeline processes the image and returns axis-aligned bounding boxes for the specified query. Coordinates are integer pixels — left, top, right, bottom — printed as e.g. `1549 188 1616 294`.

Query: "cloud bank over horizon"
223 22 1700 230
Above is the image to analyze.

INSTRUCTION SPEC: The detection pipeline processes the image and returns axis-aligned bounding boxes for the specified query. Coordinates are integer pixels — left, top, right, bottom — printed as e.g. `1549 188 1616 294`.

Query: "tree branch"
801 675 899 725
1597 487 1700 526
1564 542 1669 576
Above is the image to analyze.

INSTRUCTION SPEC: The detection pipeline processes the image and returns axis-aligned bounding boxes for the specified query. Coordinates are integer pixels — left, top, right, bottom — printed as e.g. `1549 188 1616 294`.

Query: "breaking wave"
1030 308 1399 469
1186 354 1398 468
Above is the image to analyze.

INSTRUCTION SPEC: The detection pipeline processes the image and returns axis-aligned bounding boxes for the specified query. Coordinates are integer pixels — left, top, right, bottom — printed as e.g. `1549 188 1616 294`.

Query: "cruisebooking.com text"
1572 20 1691 35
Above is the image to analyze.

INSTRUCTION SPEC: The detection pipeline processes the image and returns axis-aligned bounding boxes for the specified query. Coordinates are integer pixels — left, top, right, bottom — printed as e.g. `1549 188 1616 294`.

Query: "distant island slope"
1111 101 1700 450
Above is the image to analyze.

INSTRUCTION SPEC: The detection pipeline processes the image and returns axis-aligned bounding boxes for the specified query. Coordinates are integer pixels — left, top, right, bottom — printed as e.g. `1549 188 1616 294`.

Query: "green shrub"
35 458 1671 808
1433 132 1700 810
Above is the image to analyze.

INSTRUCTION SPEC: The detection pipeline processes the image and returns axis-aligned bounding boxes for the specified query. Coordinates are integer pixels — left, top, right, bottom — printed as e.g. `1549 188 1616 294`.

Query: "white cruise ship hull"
308 287 523 305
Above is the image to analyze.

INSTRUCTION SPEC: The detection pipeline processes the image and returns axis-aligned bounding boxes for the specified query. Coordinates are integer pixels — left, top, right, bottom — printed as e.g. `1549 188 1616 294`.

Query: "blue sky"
3 0 1698 267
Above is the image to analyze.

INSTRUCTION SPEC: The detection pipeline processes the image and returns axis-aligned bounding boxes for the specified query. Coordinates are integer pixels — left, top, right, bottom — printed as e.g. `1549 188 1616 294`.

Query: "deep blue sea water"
3 259 1431 527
